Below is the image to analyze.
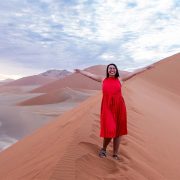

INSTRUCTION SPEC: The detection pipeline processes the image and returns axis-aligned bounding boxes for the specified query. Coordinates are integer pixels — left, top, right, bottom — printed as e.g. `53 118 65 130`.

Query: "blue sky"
0 0 179 80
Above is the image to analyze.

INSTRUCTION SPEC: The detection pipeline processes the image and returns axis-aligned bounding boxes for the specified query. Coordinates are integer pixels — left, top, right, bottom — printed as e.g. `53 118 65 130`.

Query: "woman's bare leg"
113 136 121 155
102 138 112 151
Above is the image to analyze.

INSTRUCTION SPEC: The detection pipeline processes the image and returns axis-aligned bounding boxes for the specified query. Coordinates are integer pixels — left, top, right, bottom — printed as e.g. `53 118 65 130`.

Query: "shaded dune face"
0 53 180 180
18 88 98 106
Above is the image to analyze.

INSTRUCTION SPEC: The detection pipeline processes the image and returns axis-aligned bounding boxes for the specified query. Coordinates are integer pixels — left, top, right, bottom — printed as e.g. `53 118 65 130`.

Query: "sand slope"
136 53 180 94
0 54 180 179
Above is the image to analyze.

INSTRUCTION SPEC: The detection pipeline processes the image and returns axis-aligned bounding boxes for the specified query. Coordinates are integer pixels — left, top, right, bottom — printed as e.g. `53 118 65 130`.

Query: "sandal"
99 148 106 158
112 154 120 160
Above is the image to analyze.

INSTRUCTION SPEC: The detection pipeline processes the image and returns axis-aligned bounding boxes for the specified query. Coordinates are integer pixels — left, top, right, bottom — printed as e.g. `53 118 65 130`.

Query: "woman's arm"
121 64 154 82
74 69 103 82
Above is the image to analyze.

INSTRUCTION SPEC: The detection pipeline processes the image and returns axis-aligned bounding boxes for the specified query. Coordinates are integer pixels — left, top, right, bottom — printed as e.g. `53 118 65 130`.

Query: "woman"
75 63 154 160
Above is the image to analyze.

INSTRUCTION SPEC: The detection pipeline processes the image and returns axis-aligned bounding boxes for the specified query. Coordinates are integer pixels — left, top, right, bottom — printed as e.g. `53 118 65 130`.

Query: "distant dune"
18 65 129 105
18 87 98 106
40 69 71 78
0 53 180 179
4 69 71 86
0 78 14 84
0 85 25 94
31 65 129 93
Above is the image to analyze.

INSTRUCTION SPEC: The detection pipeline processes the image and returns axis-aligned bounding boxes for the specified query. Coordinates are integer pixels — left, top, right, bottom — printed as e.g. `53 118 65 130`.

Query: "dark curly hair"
106 63 119 78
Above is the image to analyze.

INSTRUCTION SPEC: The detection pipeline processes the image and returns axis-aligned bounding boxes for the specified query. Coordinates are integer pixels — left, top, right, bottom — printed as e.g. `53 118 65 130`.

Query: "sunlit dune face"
108 65 117 77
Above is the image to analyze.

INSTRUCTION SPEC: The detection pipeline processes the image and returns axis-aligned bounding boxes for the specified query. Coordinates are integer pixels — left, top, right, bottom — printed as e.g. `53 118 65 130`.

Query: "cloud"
0 0 179 79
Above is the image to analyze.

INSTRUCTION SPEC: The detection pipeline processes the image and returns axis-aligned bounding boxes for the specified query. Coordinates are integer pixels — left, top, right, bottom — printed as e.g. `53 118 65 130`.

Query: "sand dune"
31 65 129 93
18 65 129 106
18 87 98 106
134 53 180 94
0 79 14 85
0 86 98 152
0 85 41 94
0 91 56 152
5 70 71 86
4 75 56 86
0 54 180 179
0 89 92 152
0 85 24 94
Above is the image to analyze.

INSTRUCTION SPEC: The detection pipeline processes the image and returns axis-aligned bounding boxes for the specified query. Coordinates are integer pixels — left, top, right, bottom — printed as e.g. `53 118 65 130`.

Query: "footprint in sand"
79 141 100 154
92 113 100 118
120 136 129 145
129 106 143 115
76 153 126 179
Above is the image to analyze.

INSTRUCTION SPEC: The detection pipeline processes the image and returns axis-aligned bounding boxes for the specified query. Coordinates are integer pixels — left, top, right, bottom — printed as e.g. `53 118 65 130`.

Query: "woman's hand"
121 64 155 82
74 69 103 82
74 69 81 73
146 64 155 70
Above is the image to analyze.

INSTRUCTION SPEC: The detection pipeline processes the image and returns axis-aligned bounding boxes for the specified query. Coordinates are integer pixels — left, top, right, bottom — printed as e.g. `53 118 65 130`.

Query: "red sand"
0 53 180 179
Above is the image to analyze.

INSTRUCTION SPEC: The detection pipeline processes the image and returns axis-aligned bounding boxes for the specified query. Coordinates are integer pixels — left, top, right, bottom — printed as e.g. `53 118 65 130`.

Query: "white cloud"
0 58 43 80
0 74 21 80
100 53 116 61
0 0 179 79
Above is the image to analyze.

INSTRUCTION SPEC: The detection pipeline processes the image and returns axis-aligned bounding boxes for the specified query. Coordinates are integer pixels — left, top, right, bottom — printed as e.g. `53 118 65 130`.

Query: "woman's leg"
99 138 112 158
113 136 121 155
102 138 112 150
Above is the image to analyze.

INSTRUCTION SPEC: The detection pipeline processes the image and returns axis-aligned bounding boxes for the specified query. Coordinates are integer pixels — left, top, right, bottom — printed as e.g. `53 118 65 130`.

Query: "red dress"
100 77 127 138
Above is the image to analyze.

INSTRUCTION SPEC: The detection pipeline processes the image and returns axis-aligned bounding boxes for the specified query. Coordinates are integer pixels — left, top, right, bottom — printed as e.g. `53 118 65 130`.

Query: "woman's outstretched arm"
74 69 103 82
121 64 155 82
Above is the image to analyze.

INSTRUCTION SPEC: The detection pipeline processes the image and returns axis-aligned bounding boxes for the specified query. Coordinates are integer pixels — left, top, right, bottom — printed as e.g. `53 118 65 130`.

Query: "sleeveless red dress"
100 77 127 138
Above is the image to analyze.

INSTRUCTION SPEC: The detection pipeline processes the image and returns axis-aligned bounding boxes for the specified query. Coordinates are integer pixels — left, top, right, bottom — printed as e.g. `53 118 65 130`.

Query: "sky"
0 0 179 80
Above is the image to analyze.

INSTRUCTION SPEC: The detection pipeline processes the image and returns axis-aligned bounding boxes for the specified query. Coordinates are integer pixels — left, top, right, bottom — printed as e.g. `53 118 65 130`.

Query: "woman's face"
108 65 117 77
